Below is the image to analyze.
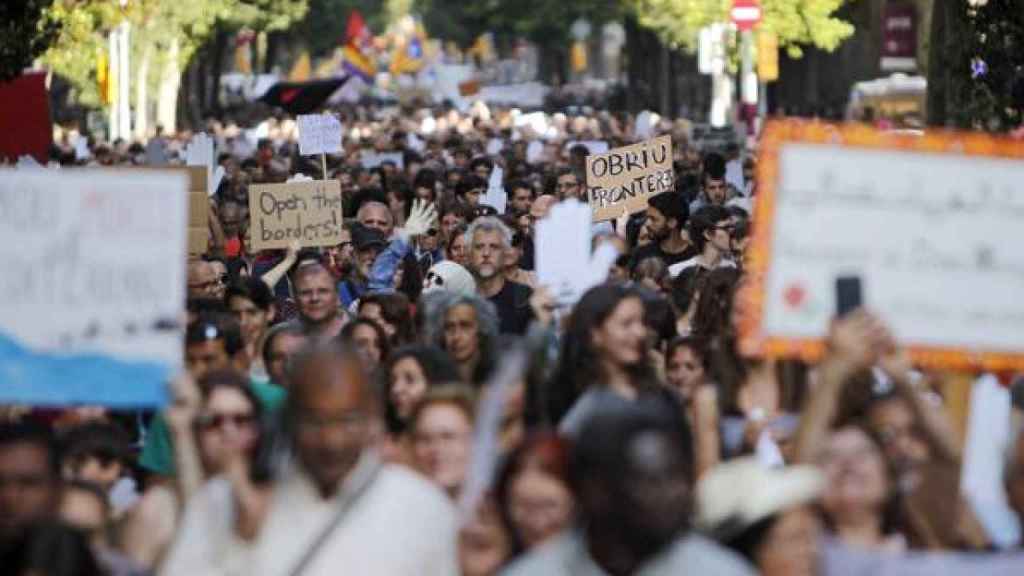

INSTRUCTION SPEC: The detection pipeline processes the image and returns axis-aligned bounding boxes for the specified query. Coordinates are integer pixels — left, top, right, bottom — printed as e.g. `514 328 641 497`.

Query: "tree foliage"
631 0 854 57
416 0 624 49
0 0 61 81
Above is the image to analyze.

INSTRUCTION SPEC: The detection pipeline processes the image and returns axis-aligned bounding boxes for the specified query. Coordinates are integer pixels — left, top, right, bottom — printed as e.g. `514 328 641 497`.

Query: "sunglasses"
197 412 255 431
426 229 439 237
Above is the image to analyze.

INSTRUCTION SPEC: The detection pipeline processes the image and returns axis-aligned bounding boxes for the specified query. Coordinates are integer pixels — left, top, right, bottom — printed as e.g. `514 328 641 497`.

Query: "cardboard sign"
0 169 187 407
739 121 1024 371
584 135 674 222
248 180 344 251
360 151 405 170
297 114 343 156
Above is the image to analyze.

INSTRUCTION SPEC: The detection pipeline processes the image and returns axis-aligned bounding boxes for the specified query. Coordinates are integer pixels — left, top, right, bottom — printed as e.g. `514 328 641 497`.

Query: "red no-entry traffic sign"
731 0 763 31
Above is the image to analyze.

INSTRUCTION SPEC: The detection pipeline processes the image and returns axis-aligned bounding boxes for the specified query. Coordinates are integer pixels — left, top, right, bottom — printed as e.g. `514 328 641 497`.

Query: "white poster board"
536 199 617 307
741 123 1024 370
297 114 343 156
0 169 188 406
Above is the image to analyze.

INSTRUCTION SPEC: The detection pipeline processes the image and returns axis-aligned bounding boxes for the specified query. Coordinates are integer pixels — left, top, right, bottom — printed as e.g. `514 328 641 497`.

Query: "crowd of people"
3 103 1024 575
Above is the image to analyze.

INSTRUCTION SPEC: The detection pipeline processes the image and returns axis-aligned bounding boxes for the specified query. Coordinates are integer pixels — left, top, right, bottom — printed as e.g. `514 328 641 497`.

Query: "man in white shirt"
161 346 460 576
669 205 737 278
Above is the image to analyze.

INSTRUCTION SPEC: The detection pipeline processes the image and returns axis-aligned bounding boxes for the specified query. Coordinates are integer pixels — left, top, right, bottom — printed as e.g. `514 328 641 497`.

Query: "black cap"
351 223 388 252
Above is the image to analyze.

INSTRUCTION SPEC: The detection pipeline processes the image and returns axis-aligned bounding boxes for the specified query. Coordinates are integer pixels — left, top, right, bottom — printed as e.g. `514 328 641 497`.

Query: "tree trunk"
265 31 282 73
135 39 152 140
156 36 180 133
926 0 949 126
211 25 229 117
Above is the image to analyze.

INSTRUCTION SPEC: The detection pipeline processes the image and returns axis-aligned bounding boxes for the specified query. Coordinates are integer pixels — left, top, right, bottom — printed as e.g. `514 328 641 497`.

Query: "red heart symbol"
784 283 806 309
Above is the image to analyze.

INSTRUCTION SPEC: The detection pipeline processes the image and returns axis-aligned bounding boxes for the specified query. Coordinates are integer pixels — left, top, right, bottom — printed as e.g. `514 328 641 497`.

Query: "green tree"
295 0 387 58
1 0 61 81
631 0 854 57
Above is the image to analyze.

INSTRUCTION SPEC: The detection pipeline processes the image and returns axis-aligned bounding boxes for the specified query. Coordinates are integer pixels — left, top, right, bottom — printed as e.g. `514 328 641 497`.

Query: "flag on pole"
389 23 426 76
341 10 376 82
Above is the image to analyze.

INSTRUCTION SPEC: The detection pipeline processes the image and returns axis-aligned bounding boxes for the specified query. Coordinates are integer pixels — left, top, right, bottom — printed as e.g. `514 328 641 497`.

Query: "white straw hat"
696 458 825 537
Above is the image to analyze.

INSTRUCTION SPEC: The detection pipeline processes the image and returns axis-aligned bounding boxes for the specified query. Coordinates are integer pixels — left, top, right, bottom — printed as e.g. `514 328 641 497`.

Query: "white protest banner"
248 180 344 252
0 169 187 407
584 135 674 222
483 166 506 214
297 114 343 156
536 199 617 307
565 140 610 155
360 151 405 170
739 122 1024 371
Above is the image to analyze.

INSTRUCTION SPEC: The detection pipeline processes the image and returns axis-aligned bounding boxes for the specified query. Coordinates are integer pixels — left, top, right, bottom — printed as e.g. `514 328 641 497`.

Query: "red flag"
345 10 370 46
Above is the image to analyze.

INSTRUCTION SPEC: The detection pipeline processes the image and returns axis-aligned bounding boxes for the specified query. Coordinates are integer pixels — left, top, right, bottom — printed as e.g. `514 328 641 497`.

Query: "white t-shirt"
668 256 737 278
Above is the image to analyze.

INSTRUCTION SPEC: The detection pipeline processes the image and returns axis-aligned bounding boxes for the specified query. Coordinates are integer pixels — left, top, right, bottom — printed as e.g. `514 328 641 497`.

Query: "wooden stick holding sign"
584 135 674 222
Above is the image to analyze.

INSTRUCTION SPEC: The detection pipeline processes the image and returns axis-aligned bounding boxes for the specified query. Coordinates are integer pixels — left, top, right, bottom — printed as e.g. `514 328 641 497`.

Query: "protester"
409 385 476 499
291 262 349 341
669 205 737 277
697 458 825 576
502 399 754 575
124 371 265 569
338 317 390 372
0 423 61 547
226 278 277 383
357 291 417 347
425 292 500 386
631 191 695 269
261 323 308 388
496 433 575 554
160 346 460 575
550 284 660 435
384 345 462 436
466 217 533 335
356 200 395 238
340 223 389 308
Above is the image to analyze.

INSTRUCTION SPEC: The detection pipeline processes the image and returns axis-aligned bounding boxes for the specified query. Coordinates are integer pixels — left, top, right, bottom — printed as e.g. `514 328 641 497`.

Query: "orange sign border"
738 120 1024 372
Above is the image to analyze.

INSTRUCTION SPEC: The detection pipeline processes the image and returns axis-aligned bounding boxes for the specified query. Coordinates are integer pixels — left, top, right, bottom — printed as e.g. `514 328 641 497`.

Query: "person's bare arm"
693 385 721 478
207 202 226 259
880 350 962 464
260 240 301 290
120 485 178 570
166 375 204 504
794 311 888 463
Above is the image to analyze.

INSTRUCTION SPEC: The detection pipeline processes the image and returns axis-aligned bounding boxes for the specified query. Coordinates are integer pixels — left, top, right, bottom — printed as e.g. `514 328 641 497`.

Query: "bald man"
357 201 395 238
163 346 460 575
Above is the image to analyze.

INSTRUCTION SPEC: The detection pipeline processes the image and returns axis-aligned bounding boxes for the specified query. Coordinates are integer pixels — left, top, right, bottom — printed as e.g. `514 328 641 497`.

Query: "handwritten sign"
0 169 187 407
360 151 404 170
248 180 344 252
739 121 1024 371
297 114 343 156
585 135 674 222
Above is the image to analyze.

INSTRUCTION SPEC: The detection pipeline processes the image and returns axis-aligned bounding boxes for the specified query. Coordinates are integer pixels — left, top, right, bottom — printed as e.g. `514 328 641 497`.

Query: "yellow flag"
570 41 588 73
96 50 112 105
235 42 252 75
757 31 779 82
289 51 311 82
